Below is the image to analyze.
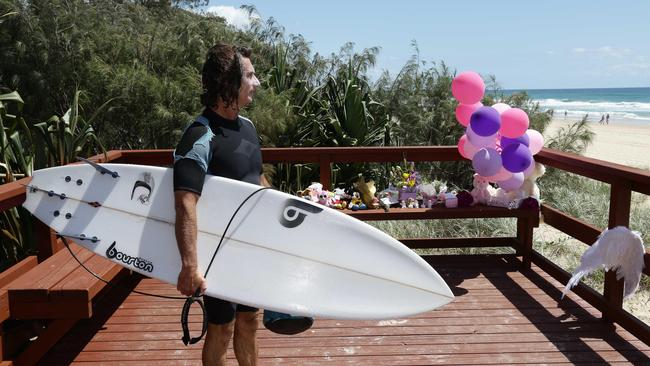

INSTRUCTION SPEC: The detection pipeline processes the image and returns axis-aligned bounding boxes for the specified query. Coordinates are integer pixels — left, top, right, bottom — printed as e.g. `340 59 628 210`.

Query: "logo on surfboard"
279 199 323 228
106 242 154 273
131 172 155 204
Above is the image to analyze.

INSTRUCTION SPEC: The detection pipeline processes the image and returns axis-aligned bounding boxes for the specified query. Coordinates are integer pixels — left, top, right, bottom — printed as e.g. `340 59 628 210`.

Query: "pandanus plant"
0 90 33 268
32 89 108 167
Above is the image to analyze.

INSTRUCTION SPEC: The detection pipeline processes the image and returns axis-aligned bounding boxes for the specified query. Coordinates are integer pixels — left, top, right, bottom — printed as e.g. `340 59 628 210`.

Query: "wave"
533 98 650 120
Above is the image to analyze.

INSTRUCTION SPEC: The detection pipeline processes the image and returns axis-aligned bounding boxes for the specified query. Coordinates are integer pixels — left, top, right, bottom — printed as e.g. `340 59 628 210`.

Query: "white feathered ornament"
563 226 645 299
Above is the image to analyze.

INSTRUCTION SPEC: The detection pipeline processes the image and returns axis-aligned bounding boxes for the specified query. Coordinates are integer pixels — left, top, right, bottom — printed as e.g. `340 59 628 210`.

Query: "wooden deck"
39 254 650 365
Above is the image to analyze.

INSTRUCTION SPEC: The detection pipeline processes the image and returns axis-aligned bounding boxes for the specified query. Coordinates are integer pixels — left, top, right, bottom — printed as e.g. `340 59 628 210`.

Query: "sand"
545 118 650 170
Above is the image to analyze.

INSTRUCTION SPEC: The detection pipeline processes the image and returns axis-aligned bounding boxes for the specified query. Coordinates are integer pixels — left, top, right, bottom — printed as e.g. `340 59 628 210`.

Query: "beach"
545 118 650 170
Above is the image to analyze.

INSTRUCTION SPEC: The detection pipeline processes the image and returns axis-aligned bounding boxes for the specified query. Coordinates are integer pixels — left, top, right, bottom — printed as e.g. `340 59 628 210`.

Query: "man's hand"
177 265 207 296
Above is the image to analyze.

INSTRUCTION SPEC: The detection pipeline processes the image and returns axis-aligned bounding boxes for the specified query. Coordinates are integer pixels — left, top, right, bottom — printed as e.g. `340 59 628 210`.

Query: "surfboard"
22 163 454 319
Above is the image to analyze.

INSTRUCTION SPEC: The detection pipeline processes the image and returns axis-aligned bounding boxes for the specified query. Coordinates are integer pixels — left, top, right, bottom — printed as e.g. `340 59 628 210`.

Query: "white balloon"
492 103 512 114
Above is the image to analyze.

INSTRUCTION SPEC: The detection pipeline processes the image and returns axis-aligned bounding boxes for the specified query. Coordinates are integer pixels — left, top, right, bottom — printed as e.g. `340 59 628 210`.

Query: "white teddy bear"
470 174 496 205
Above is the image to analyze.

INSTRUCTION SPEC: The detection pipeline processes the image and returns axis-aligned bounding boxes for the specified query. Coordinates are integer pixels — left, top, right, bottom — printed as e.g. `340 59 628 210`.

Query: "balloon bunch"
452 71 544 192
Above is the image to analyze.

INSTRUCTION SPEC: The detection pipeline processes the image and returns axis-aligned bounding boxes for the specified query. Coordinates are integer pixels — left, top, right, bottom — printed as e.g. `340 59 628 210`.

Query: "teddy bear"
419 183 437 208
470 174 496 206
518 162 546 200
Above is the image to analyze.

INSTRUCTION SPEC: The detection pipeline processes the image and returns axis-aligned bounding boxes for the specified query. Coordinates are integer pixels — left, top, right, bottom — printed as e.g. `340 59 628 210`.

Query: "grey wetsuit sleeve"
173 123 214 194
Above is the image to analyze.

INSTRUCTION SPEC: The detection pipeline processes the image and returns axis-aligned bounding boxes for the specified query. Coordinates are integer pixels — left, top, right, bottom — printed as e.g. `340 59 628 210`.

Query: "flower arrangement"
389 161 421 201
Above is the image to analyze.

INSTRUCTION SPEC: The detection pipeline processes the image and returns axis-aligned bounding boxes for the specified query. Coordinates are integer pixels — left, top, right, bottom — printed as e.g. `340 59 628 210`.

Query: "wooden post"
34 219 61 262
319 155 331 190
517 217 534 270
602 182 631 322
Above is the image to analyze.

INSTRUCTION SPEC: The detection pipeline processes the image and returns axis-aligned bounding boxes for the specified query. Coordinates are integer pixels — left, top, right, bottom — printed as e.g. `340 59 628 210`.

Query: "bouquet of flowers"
389 161 421 201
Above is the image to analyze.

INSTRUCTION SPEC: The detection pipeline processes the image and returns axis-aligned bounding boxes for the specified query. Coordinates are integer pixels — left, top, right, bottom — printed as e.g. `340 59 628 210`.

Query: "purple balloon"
502 144 533 173
470 106 501 137
466 126 497 148
498 172 524 191
500 134 530 149
472 148 502 177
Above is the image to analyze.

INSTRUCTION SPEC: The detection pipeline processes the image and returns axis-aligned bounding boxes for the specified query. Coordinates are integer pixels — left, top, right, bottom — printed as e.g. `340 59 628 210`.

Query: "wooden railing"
0 146 648 346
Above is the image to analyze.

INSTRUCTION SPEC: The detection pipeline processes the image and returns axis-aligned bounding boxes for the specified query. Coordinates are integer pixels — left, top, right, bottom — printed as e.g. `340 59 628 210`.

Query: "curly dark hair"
201 44 252 108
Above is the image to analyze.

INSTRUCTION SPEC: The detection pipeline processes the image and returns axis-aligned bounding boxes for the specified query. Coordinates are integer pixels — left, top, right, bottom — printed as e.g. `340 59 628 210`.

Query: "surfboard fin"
23 184 102 207
56 233 100 243
23 184 68 200
77 157 120 178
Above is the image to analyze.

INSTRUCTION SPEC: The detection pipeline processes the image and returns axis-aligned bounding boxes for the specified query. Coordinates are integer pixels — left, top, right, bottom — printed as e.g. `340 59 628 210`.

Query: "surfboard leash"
58 234 188 300
58 232 211 345
180 186 272 345
53 185 272 346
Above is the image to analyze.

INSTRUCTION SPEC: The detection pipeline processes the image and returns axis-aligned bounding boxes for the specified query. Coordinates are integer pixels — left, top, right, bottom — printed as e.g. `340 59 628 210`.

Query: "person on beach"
173 43 263 366
606 113 610 124
564 110 568 119
599 115 605 124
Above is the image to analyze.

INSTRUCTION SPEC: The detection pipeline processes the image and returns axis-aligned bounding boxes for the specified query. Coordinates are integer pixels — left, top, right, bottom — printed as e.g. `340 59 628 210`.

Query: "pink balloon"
466 125 497 148
500 108 530 138
526 129 544 155
451 71 485 104
487 167 513 183
458 134 479 159
492 103 511 114
455 102 482 127
497 172 525 192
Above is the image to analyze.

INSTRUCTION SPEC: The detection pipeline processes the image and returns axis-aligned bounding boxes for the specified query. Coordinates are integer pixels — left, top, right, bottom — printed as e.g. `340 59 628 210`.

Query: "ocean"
503 87 650 125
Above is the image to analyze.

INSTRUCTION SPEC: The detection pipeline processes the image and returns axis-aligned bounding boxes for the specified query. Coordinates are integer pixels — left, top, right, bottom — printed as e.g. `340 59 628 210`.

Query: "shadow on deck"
40 254 650 365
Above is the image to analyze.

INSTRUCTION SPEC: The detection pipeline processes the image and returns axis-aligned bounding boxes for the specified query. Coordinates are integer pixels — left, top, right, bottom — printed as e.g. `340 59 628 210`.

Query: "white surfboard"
22 163 453 319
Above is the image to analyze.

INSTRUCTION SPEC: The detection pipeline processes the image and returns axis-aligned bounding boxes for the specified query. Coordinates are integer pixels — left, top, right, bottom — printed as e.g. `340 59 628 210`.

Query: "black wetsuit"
173 107 262 324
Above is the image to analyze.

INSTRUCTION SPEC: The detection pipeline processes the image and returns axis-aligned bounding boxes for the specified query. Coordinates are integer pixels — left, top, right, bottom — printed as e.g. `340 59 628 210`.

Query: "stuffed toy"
518 163 546 200
354 175 377 208
317 191 332 207
470 174 496 206
563 226 645 299
406 197 419 208
436 182 449 203
348 192 366 211
419 183 437 208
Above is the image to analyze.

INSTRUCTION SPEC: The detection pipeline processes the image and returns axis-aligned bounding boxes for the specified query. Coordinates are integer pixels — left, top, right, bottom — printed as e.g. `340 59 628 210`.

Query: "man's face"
238 57 260 108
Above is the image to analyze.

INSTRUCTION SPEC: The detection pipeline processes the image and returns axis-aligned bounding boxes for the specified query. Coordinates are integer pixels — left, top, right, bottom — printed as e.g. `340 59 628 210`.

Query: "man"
173 43 265 366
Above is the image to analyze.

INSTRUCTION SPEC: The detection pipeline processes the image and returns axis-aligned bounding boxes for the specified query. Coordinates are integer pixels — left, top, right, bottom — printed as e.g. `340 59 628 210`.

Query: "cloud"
546 50 556 55
596 46 631 58
571 46 632 58
206 5 259 30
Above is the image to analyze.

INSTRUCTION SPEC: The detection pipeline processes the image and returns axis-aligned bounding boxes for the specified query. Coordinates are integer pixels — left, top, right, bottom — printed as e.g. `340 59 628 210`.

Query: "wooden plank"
0 256 38 288
51 255 125 300
0 177 30 213
56 348 650 363
7 244 89 303
12 319 77 366
399 237 517 249
347 206 538 221
0 256 38 322
9 300 91 320
536 148 650 195
540 204 603 244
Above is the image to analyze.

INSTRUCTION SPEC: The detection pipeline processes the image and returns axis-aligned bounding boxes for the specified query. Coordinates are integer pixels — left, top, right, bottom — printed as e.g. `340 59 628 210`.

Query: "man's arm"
260 173 271 188
174 190 207 296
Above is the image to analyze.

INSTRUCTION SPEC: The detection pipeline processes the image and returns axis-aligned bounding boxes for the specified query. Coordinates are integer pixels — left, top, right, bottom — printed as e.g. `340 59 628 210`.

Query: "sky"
204 1 650 90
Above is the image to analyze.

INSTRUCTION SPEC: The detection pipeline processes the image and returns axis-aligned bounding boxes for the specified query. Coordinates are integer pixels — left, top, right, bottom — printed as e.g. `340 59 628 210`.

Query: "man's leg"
203 321 234 365
233 311 259 366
